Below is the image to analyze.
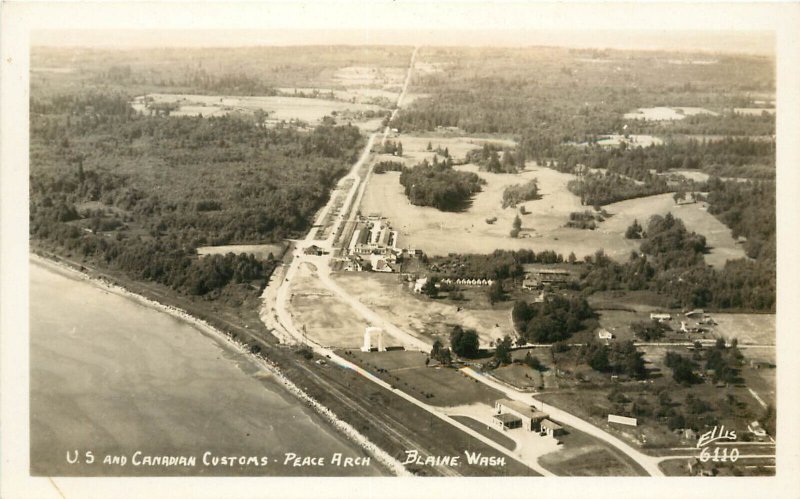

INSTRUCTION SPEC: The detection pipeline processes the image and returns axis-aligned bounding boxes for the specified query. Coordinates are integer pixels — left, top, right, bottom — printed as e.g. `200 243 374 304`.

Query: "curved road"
262 45 669 477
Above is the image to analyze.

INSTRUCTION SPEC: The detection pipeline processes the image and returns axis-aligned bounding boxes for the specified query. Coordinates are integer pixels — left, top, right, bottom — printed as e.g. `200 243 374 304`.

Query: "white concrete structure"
361 326 386 352
608 414 638 427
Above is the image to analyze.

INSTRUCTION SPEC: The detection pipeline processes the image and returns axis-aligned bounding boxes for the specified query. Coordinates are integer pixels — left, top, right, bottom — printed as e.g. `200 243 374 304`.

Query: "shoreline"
29 252 410 477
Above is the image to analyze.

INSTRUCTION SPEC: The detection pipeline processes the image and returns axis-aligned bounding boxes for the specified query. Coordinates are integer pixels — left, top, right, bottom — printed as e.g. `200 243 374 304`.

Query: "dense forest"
30 90 365 300
398 159 484 211
397 46 774 141
704 178 775 260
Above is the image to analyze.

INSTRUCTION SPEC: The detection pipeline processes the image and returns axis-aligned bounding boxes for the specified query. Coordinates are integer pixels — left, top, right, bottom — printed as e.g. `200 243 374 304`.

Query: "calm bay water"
29 260 384 476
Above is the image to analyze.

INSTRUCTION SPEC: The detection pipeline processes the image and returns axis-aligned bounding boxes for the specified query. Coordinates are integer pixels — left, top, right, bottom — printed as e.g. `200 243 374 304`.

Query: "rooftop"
541 419 563 431
493 413 522 423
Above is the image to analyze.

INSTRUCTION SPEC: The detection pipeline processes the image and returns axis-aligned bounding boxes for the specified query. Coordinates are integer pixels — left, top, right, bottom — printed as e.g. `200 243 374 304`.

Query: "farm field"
599 193 747 268
332 272 514 347
361 162 650 261
197 243 286 260
131 93 382 125
712 314 775 345
287 262 368 348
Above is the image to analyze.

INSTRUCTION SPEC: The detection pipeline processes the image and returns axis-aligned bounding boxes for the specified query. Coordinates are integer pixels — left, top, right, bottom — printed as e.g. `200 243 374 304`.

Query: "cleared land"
712 313 775 345
599 193 747 268
376 134 517 166
287 263 368 348
361 162 648 261
333 272 514 347
132 93 382 126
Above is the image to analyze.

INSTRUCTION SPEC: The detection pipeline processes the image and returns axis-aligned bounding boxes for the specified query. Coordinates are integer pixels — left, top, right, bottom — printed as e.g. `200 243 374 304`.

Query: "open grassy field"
361 162 649 261
712 313 775 345
538 426 649 476
599 193 747 268
384 134 517 164
287 263 368 348
132 93 382 126
332 272 514 347
344 350 505 407
450 416 517 450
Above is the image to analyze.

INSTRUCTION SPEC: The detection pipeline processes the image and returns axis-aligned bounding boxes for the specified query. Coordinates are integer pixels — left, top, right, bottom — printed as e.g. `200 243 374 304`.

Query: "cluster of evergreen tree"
512 295 594 343
373 161 404 174
398 159 484 211
449 325 481 358
581 340 647 379
567 171 671 206
501 179 539 208
465 143 525 173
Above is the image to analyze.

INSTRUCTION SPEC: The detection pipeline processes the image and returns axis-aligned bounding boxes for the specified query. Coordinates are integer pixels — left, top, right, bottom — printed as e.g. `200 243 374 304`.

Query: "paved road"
261 45 678 477
460 367 665 476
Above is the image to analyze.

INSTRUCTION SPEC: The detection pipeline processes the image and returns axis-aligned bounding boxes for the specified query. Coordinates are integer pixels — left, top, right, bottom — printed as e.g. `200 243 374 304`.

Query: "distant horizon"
32 29 775 57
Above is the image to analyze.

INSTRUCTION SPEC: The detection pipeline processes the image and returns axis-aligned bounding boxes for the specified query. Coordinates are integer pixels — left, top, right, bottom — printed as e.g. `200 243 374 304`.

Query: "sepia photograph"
2 1 799 498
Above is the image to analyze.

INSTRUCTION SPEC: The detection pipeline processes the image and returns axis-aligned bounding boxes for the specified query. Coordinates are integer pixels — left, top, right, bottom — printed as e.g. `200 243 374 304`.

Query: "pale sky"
33 29 774 56
21 2 787 56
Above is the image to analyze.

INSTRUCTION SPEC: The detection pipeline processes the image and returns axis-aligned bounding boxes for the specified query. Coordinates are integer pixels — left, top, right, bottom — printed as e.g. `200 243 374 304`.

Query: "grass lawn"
538 426 648 476
360 161 647 261
343 350 506 407
450 416 516 450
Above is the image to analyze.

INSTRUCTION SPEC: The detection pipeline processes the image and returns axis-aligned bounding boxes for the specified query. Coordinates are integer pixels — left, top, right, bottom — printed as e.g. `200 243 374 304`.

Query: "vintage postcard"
2 1 799 498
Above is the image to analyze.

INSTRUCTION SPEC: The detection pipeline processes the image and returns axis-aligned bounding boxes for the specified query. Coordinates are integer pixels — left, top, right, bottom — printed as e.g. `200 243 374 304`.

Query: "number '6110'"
700 447 739 462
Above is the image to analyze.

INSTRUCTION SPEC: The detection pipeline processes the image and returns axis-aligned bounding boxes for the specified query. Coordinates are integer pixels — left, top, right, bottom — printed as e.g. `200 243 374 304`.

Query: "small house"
540 419 564 438
650 313 672 321
597 329 614 340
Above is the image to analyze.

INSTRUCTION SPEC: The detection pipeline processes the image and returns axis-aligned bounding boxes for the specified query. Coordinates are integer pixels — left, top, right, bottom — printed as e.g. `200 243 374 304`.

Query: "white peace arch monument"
361 326 386 352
